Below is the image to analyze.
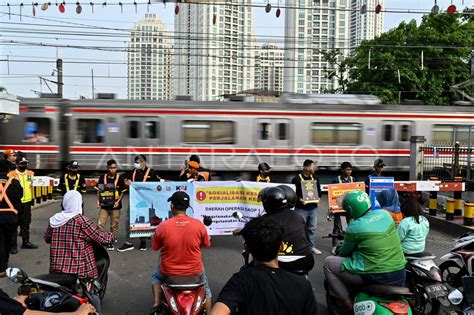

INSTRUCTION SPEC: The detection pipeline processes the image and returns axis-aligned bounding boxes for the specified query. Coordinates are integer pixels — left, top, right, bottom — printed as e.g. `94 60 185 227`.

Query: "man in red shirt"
151 191 211 314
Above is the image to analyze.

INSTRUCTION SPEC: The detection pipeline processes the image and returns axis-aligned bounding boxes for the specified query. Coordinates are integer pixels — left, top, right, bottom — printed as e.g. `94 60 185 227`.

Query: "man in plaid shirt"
45 191 113 280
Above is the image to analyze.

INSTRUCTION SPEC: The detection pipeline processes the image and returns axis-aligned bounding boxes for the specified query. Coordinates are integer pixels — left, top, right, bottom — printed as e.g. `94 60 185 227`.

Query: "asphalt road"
1 194 458 315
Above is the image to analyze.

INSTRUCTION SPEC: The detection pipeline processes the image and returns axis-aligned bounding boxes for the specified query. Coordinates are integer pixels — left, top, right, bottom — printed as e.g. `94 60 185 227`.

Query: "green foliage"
346 13 473 105
0 86 5 92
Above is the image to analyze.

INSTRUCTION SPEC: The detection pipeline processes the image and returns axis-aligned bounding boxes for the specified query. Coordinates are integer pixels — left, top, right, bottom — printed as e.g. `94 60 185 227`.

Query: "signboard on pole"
327 182 366 213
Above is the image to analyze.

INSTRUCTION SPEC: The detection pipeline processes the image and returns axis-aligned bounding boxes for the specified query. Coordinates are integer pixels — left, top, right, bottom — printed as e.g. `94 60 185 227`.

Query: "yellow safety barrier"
429 192 438 216
464 203 474 226
32 176 55 207
446 198 455 221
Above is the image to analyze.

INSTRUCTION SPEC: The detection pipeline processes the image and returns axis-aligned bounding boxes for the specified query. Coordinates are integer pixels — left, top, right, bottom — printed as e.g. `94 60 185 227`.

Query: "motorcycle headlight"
429 267 442 282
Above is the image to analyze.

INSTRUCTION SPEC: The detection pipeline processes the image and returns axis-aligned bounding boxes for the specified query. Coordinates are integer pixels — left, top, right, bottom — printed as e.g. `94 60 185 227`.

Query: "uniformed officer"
256 162 272 183
0 149 17 172
57 160 87 195
0 165 22 277
8 155 37 253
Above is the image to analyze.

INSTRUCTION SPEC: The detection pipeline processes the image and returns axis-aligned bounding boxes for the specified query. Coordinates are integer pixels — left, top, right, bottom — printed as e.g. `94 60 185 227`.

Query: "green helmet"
342 190 371 219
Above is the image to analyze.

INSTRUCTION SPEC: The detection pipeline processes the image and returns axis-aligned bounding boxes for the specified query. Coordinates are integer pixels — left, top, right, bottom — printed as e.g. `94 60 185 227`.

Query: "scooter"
440 232 474 291
6 241 109 313
157 215 213 315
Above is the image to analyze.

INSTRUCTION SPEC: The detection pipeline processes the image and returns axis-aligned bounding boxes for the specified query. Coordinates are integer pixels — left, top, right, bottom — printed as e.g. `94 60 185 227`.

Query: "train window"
182 121 235 144
455 127 470 146
128 121 140 139
383 125 393 141
277 123 288 140
399 125 411 142
145 121 158 139
76 119 105 143
23 118 51 143
311 123 360 145
432 125 454 144
259 123 272 140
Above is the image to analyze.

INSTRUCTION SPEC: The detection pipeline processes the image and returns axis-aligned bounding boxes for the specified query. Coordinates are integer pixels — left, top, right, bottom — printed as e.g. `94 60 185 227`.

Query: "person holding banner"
151 191 212 314
330 162 355 255
256 162 272 183
365 159 385 193
179 161 206 182
291 159 321 255
95 159 127 251
179 155 210 181
117 155 160 252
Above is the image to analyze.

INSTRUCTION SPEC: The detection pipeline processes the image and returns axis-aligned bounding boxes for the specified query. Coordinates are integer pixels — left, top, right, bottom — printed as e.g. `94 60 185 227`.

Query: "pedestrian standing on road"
365 158 385 194
256 162 272 183
330 162 355 254
0 149 18 172
291 159 322 255
8 155 38 253
117 155 160 252
57 161 87 195
0 165 22 277
95 159 127 251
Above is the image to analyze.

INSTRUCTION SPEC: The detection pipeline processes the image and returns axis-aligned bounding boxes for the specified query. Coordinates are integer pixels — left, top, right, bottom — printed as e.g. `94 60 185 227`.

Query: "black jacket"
0 173 22 222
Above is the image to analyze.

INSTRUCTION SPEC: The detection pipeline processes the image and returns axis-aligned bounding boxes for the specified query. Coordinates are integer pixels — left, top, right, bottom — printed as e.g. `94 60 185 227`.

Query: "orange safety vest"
132 168 151 182
0 177 17 214
104 174 120 199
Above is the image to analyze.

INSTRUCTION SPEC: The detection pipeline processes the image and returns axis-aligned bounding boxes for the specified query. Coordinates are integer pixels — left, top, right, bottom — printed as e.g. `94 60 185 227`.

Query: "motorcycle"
440 232 474 292
6 241 109 313
157 215 213 315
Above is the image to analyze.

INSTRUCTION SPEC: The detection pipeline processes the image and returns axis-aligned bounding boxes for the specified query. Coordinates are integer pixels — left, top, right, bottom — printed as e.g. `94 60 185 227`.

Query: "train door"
256 119 292 167
380 120 413 167
124 116 160 165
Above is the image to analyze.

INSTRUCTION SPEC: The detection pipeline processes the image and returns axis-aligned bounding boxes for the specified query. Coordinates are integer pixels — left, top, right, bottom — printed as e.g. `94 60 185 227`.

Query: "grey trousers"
324 256 364 300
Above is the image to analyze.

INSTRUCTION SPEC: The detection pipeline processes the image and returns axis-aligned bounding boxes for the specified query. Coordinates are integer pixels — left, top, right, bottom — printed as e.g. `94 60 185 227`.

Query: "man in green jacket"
323 190 406 312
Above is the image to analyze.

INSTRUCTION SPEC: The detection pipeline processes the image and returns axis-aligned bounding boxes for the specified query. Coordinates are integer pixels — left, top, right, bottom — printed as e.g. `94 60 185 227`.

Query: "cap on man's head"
68 160 79 168
167 191 190 209
188 161 200 169
16 156 29 164
258 162 271 171
3 149 15 156
374 159 385 168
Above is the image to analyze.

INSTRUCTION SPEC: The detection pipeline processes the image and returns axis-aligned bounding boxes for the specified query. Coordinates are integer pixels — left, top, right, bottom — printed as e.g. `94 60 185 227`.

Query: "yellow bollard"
35 186 41 204
48 185 53 200
42 186 47 202
454 191 463 216
429 192 438 216
446 198 455 220
464 203 474 226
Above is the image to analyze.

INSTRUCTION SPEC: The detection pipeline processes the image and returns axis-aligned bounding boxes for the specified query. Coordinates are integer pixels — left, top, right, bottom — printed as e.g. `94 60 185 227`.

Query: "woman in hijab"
376 188 404 225
45 191 114 280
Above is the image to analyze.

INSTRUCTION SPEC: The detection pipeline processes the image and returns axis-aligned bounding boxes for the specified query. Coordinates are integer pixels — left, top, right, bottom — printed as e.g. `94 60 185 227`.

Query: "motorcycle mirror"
448 289 463 305
203 215 213 226
232 211 244 220
6 267 28 283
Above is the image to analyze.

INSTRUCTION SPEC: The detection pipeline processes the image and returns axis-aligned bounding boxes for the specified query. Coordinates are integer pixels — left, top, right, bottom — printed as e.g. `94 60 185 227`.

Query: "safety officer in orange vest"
0 164 22 277
117 155 160 252
57 160 87 195
330 161 355 254
8 155 38 253
256 162 272 183
0 149 17 173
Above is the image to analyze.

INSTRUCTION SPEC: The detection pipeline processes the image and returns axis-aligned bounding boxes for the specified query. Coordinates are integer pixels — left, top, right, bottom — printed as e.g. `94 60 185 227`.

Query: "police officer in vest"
8 155 38 253
330 162 355 254
0 164 22 277
117 155 160 252
256 162 272 183
57 160 87 195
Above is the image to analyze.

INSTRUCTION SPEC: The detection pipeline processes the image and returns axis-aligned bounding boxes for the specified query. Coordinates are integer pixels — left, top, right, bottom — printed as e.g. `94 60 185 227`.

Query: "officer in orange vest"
8 155 38 253
0 164 22 277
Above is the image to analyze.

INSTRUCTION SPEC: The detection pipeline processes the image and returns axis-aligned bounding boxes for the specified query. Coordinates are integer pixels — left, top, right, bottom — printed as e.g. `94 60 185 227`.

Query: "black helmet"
278 185 296 209
257 187 271 202
261 186 287 213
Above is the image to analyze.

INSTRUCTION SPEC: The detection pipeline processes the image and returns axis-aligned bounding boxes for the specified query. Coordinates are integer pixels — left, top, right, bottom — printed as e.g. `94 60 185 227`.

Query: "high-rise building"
254 43 284 94
128 14 172 100
174 1 255 101
350 0 384 49
284 0 384 94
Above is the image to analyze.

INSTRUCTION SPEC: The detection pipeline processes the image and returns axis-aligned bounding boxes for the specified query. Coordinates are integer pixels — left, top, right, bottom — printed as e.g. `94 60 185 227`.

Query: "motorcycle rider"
324 190 406 313
261 185 314 273
151 191 212 314
211 216 318 315
398 194 429 255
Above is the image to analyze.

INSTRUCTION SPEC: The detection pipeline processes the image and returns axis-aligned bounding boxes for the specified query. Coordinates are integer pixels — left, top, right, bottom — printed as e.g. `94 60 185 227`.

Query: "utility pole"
57 59 63 98
91 69 95 99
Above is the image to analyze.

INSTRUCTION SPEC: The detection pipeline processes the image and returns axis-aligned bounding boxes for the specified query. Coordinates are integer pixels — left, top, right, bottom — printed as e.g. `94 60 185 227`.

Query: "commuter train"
1 95 473 177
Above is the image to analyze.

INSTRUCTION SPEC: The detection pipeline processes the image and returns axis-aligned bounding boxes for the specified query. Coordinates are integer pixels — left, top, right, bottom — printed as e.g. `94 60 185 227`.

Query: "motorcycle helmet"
261 186 287 213
341 190 371 220
278 185 297 209
257 187 271 202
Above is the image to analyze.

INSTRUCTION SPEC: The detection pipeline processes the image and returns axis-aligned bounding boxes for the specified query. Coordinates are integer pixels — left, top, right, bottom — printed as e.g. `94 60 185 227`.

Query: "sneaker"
117 242 134 252
139 241 147 251
106 244 115 251
311 247 322 255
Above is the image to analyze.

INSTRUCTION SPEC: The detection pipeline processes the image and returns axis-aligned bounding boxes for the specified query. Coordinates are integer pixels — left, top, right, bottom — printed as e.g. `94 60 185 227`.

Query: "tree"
346 12 473 105
0 86 5 92
321 49 350 94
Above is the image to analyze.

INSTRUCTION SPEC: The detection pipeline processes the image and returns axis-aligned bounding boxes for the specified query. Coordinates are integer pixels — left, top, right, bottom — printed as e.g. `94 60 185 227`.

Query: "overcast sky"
1 0 472 99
